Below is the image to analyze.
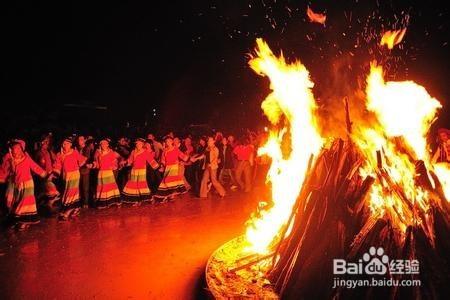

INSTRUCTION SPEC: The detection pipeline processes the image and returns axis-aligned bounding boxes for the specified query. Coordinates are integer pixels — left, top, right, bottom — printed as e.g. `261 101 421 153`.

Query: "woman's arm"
29 156 47 178
52 153 62 176
178 149 189 162
146 151 160 170
0 155 11 183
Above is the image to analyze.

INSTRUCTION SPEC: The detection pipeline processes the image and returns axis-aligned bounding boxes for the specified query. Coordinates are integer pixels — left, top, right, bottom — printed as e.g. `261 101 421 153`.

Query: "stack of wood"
266 138 450 299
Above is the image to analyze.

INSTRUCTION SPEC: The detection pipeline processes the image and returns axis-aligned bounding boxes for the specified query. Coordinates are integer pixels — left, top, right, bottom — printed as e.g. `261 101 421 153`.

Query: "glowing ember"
306 6 326 25
353 63 442 232
380 28 407 49
244 38 323 254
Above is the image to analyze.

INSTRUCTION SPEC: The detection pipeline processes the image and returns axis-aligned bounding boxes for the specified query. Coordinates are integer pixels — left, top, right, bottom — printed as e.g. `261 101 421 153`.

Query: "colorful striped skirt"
122 168 151 203
61 170 81 217
6 179 40 224
96 170 121 208
154 163 187 200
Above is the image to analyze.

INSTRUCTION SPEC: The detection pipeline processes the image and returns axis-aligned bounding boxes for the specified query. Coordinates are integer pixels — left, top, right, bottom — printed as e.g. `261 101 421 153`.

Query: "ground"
0 192 260 299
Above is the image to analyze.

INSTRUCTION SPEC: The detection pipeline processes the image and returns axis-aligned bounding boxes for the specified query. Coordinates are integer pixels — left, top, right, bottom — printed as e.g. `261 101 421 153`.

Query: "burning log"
267 140 450 299
228 252 275 273
269 140 375 298
206 138 450 299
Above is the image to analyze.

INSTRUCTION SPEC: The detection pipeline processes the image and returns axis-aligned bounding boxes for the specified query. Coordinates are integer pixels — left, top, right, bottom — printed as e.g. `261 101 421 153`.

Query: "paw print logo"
363 246 389 275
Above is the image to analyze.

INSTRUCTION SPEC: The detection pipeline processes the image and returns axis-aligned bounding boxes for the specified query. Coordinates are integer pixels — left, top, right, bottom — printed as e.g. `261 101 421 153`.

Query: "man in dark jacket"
115 137 131 191
218 137 236 188
76 135 94 208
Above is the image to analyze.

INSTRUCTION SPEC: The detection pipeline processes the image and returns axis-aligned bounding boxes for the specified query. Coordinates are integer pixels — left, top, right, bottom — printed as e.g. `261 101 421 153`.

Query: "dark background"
2 0 449 140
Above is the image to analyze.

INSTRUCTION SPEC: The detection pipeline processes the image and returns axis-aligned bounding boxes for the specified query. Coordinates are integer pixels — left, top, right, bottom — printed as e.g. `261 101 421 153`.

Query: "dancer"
93 139 122 208
53 137 88 220
154 136 190 202
0 139 47 230
122 138 159 205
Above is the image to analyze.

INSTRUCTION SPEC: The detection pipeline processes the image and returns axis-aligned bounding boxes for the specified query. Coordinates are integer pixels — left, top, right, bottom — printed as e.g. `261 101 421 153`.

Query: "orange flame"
380 28 407 49
245 39 323 254
354 62 442 232
433 163 450 202
365 63 441 160
306 6 326 25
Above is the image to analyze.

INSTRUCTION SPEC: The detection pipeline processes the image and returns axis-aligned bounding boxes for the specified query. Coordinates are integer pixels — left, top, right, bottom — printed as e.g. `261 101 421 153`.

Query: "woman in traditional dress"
153 136 190 202
0 140 47 230
93 138 122 209
122 138 159 205
53 137 88 220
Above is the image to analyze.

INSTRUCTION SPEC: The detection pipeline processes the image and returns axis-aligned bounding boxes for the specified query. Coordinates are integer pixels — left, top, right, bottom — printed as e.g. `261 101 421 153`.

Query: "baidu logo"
363 247 389 275
333 246 419 276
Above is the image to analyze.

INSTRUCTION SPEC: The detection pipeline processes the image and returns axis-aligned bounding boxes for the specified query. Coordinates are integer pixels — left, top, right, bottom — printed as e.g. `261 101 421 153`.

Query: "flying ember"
380 28 407 49
306 6 326 25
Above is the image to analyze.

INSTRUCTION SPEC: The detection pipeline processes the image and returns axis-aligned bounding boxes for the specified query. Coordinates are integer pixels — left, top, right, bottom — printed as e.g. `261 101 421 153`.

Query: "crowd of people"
4 125 448 232
0 130 270 230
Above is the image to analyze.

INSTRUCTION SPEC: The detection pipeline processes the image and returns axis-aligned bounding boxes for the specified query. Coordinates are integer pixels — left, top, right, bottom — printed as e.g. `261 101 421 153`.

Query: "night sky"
2 0 449 138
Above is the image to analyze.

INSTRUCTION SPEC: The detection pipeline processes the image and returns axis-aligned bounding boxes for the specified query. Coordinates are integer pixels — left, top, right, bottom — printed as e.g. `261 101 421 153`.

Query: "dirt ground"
0 192 260 299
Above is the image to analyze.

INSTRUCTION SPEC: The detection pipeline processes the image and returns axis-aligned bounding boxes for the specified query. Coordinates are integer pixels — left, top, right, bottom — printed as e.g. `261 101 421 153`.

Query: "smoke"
312 53 378 139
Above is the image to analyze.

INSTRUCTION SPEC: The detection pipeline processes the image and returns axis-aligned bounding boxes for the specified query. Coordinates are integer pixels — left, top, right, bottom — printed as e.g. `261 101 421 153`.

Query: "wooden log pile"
266 139 450 299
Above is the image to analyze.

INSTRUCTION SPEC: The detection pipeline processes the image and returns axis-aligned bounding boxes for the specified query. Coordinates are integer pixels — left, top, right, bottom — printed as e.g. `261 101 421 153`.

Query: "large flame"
245 38 323 254
354 63 442 232
380 28 407 49
366 63 441 160
243 40 448 254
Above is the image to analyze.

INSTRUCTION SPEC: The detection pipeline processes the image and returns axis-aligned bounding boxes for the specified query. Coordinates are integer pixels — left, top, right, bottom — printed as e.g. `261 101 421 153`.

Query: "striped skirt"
61 170 81 216
122 168 151 203
154 163 187 200
6 179 40 224
96 170 121 208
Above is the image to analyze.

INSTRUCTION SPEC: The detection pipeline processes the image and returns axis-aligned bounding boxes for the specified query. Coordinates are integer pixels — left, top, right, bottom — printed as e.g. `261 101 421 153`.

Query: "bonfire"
206 38 450 299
